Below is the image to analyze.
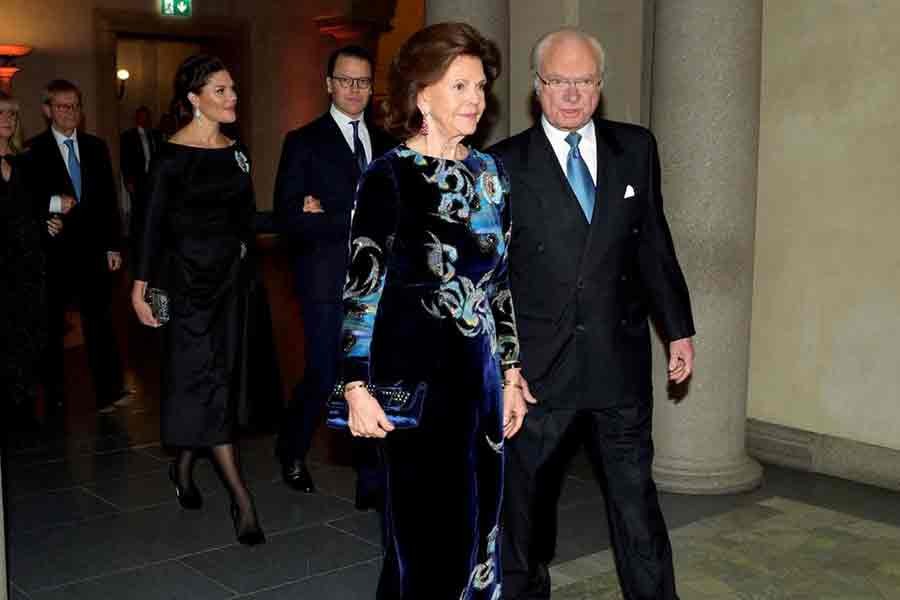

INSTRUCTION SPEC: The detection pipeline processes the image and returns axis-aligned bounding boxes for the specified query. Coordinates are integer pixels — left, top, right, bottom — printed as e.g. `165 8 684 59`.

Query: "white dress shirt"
541 116 598 185
48 127 81 213
330 104 372 164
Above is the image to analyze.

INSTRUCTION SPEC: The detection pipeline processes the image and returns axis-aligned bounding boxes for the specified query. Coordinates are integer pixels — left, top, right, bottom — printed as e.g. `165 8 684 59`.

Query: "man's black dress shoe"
282 459 315 493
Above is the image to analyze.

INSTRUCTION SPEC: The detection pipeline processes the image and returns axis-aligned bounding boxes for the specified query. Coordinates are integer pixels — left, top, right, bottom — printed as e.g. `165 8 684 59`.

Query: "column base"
653 454 763 495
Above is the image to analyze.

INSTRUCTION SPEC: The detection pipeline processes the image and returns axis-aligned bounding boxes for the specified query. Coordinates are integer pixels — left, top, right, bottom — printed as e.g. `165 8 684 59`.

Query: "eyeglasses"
536 73 601 91
331 76 373 90
0 109 18 118
50 102 81 113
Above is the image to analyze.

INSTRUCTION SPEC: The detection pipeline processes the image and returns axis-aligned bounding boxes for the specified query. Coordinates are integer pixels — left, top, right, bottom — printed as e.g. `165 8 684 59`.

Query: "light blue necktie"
565 132 595 223
64 138 82 202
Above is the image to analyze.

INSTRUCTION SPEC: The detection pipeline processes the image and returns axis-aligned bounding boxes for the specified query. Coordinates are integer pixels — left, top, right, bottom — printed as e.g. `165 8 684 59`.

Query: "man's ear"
325 77 333 95
41 103 52 120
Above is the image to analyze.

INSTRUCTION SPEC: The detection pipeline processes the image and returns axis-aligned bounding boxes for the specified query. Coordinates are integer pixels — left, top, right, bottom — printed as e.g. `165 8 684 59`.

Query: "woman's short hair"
0 91 24 154
172 54 228 118
384 22 501 140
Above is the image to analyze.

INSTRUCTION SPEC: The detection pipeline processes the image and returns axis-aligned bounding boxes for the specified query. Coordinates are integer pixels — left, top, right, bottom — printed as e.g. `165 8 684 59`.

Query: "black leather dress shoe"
282 460 315 493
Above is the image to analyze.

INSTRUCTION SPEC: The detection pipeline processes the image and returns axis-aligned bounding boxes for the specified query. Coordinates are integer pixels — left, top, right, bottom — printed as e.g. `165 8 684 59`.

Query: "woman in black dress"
1 92 64 430
131 55 264 545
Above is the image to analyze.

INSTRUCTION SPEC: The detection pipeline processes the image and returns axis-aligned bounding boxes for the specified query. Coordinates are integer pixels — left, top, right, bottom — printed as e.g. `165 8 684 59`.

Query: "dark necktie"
351 120 367 175
64 138 82 202
565 132 595 223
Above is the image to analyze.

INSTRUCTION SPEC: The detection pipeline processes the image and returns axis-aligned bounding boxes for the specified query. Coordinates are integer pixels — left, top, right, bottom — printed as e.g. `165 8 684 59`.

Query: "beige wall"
508 0 652 134
1 0 348 211
749 1 900 450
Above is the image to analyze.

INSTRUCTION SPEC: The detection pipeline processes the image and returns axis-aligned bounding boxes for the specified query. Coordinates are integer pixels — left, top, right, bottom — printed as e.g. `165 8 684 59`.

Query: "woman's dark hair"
171 54 228 120
384 22 501 140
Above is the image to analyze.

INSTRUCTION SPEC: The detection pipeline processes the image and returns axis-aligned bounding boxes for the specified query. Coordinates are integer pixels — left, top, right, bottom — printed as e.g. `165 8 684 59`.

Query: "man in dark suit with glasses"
274 46 395 507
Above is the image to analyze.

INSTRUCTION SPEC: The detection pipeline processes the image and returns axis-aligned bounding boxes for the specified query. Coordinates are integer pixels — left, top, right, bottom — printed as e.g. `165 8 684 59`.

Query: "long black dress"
341 146 520 599
136 142 255 447
1 153 46 419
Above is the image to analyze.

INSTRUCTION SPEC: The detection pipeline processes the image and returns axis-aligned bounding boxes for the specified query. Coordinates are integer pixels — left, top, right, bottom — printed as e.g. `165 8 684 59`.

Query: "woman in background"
0 91 65 430
131 55 264 545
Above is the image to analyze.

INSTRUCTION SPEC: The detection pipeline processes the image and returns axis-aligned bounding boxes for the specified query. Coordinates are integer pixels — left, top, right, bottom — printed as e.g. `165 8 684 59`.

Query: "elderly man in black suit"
29 79 127 419
490 29 695 600
274 46 394 503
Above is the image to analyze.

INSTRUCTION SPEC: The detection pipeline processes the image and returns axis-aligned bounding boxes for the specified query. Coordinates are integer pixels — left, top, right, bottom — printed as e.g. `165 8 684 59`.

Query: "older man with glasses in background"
27 79 128 423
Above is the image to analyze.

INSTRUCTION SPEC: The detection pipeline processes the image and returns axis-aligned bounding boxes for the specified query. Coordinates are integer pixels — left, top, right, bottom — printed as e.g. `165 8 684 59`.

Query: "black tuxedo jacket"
489 119 695 410
27 129 121 262
120 127 163 184
274 113 395 302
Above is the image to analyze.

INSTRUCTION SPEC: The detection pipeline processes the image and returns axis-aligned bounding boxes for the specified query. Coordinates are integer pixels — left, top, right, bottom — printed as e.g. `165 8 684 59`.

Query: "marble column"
425 0 510 146
649 1 764 494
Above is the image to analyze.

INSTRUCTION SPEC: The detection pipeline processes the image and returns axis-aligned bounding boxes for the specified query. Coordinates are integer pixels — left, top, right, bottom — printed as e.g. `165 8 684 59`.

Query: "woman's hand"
131 280 161 328
502 368 536 439
345 383 395 438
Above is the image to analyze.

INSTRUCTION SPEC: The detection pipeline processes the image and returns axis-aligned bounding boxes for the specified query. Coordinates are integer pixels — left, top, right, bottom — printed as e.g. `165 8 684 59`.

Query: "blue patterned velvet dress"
341 145 520 599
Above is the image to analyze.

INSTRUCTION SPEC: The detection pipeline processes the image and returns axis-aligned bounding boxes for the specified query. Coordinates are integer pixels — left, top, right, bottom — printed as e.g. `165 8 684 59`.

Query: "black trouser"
276 299 381 498
44 253 123 411
502 404 678 600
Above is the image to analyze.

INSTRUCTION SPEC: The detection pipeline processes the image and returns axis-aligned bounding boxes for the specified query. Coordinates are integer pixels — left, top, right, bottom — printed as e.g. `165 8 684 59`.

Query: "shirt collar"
541 116 595 149
51 126 78 146
330 104 365 130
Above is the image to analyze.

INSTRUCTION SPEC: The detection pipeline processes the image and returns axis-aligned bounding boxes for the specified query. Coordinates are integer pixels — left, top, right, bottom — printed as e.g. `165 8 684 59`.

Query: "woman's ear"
187 91 199 109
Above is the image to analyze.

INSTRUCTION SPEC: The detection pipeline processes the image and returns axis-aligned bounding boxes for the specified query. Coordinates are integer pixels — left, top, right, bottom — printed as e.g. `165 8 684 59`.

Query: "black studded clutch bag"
326 381 427 430
144 287 170 325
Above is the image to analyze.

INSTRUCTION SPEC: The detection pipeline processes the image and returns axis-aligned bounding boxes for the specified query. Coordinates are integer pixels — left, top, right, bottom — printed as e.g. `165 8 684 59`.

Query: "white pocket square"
624 185 636 199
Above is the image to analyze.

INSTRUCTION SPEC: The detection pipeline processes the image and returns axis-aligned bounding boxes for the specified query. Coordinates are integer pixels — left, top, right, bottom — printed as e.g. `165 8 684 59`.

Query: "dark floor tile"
83 464 223 511
238 559 380 600
328 511 383 546
9 583 31 600
306 464 357 502
249 479 357 535
9 512 155 592
553 497 613 563
29 561 234 600
6 487 119 535
183 525 380 594
7 449 166 497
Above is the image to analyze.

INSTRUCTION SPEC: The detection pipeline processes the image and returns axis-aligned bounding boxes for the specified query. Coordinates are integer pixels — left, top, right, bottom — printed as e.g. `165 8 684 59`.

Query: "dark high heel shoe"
169 462 203 510
231 501 266 546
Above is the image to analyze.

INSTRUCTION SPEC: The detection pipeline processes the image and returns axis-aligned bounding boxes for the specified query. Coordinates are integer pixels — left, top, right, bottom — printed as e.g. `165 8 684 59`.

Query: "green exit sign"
162 0 192 17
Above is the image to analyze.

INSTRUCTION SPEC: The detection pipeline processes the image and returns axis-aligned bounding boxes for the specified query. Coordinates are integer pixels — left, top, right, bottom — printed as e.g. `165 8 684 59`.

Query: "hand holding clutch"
343 384 395 438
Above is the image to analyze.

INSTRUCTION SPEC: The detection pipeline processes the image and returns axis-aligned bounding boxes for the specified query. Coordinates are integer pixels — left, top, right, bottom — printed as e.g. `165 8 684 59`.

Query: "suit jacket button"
575 324 586 334
577 279 584 290
632 227 639 235
620 318 628 326
537 243 545 253
620 274 628 282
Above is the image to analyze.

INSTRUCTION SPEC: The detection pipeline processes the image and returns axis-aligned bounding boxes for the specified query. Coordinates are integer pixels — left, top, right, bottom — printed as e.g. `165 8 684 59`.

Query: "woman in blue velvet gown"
339 23 532 599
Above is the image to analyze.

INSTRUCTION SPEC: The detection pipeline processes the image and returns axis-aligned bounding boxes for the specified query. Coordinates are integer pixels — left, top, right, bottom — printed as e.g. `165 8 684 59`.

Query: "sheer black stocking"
211 443 262 540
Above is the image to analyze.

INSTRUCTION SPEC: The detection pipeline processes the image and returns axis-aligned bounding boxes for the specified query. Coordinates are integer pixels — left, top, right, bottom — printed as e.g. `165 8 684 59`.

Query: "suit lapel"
578 121 624 271
321 115 358 177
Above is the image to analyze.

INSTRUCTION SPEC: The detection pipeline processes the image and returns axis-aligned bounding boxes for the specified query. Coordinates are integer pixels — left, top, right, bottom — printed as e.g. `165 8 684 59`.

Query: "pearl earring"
194 106 201 120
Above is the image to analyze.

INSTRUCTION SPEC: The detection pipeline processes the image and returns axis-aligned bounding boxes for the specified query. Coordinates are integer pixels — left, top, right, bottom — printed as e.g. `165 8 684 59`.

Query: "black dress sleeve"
135 152 176 283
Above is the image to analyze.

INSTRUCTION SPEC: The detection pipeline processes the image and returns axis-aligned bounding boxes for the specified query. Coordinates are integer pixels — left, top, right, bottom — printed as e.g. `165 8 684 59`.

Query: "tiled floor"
5 250 900 598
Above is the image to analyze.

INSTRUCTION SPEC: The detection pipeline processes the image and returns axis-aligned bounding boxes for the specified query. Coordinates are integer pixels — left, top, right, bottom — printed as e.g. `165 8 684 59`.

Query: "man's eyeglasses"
331 76 373 90
536 73 601 91
50 102 81 113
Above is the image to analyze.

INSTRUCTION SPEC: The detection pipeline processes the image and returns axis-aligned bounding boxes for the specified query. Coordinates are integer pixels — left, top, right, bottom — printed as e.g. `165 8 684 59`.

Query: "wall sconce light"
117 68 130 100
0 44 33 93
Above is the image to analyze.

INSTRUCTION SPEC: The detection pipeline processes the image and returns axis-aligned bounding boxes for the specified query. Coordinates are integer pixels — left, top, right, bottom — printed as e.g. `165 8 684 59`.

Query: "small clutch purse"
326 381 427 430
144 287 170 325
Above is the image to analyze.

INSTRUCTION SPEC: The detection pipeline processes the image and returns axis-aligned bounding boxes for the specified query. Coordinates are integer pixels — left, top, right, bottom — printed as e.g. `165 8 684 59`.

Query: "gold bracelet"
503 381 523 391
343 381 367 394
